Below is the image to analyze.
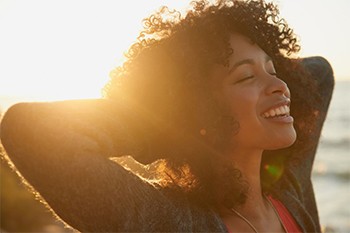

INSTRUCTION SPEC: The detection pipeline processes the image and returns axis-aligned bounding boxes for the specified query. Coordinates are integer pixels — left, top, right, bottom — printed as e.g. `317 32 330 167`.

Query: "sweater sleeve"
293 56 334 174
288 56 334 185
0 99 188 232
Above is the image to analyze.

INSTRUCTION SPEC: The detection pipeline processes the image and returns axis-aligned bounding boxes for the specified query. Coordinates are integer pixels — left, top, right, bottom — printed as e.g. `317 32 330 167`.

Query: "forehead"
209 34 272 88
228 34 268 62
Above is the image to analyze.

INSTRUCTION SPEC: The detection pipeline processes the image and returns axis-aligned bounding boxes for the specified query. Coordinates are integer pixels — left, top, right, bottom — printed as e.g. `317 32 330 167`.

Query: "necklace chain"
230 195 286 233
267 195 288 233
230 207 259 233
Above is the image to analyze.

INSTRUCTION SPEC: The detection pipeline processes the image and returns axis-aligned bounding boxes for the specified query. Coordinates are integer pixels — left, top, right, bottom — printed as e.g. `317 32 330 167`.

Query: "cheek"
215 85 261 125
228 92 260 120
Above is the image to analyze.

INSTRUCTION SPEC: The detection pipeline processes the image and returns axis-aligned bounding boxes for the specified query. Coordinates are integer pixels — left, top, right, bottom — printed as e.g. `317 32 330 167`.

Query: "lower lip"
263 115 294 123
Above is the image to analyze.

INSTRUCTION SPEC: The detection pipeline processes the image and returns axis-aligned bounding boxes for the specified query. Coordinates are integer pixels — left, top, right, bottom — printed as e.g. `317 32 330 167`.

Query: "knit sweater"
0 56 334 232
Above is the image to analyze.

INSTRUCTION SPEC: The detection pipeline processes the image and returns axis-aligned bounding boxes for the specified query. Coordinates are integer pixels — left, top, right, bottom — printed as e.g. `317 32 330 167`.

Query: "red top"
267 195 302 233
226 196 302 233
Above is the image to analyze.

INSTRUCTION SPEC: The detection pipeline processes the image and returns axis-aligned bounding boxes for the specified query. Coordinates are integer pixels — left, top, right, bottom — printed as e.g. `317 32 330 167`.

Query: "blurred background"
1 0 349 232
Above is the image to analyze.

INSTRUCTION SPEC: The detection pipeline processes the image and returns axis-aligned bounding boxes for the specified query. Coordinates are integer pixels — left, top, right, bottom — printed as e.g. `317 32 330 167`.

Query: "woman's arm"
296 56 334 167
0 99 182 232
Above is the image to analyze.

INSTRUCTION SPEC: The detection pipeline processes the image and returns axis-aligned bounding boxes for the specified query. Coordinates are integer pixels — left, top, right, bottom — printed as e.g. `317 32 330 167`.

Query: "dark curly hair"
103 0 320 210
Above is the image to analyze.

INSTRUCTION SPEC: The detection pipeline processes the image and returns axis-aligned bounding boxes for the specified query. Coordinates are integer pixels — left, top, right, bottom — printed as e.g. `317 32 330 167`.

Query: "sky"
0 0 349 102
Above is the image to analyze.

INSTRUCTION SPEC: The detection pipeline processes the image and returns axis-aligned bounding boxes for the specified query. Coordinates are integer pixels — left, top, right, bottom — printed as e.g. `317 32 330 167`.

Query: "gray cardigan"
0 57 334 232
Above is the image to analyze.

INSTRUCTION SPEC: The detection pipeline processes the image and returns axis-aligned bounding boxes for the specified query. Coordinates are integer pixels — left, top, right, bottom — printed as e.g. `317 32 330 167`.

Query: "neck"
223 148 267 217
220 148 287 233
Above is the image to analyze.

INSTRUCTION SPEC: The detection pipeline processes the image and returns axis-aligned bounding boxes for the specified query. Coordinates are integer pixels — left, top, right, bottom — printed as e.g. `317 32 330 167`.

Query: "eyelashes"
235 75 255 84
234 72 278 84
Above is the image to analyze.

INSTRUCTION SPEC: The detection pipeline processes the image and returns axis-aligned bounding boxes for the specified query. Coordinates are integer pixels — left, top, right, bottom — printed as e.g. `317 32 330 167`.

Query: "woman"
0 0 333 232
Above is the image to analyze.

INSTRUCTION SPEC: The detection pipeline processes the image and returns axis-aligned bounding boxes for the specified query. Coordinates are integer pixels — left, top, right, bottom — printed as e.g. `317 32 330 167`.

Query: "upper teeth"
263 105 290 118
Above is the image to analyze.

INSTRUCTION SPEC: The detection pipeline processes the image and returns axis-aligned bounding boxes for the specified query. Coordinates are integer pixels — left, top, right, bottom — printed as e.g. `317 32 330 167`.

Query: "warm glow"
0 0 349 105
0 0 187 103
277 0 349 80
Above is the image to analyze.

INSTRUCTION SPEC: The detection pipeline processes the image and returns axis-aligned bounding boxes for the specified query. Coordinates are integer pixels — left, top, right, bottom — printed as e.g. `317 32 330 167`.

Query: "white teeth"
281 106 286 114
269 109 276 117
286 106 290 113
278 106 285 115
275 108 282 115
262 105 290 118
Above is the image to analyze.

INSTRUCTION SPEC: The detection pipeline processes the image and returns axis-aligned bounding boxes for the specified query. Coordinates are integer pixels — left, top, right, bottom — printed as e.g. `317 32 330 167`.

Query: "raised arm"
0 99 183 232
289 56 334 176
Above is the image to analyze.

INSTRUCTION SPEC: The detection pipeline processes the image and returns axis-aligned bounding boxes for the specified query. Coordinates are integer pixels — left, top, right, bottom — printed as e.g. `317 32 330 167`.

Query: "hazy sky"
0 0 349 101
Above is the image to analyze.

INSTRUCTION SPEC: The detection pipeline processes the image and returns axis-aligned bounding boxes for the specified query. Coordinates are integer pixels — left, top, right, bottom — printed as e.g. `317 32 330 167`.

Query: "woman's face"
211 34 296 151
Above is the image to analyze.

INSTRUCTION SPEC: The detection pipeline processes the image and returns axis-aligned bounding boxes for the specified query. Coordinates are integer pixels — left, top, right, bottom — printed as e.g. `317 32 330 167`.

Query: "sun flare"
0 0 190 103
0 0 349 105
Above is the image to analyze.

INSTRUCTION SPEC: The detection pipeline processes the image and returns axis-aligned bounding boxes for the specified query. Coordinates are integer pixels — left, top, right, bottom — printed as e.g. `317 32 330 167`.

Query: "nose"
265 75 290 98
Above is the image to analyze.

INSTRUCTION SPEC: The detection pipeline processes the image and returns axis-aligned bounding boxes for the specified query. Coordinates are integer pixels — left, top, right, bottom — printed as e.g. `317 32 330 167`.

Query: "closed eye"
235 75 254 84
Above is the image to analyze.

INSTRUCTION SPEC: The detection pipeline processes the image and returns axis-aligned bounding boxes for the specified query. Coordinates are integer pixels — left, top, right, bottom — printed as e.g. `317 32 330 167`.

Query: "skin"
211 34 297 232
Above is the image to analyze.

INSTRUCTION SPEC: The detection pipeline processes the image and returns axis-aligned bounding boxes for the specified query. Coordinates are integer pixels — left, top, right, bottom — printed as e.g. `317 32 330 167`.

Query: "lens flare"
264 163 283 180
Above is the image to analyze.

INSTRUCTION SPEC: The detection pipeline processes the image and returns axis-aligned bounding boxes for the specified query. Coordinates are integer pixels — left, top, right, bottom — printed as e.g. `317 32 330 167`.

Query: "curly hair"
103 0 320 210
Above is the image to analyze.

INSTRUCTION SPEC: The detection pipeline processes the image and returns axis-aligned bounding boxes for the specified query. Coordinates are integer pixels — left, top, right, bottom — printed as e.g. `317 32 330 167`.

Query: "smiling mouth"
262 105 290 119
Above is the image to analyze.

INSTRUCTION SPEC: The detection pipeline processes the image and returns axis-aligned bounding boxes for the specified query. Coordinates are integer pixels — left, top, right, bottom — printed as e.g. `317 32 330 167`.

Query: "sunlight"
277 0 349 79
0 0 349 104
0 0 187 102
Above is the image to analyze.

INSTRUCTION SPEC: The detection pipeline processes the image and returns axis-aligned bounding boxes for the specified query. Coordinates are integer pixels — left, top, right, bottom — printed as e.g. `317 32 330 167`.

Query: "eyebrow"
229 55 272 74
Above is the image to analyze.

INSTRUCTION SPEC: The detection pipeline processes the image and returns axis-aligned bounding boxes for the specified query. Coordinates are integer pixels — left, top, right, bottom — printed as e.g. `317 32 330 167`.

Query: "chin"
273 130 297 150
263 128 297 150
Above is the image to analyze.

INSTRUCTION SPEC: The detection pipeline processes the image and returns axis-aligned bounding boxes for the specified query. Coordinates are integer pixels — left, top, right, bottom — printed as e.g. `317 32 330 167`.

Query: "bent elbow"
0 103 30 150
